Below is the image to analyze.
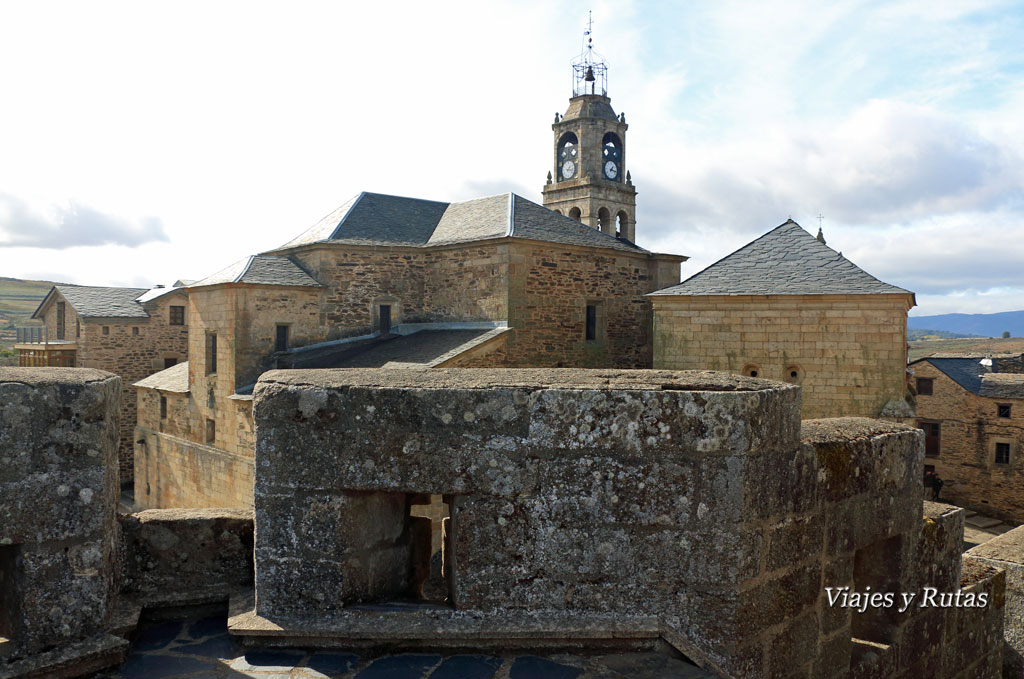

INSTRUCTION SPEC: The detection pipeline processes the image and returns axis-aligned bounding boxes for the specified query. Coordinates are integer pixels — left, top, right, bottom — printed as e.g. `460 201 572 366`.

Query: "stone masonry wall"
965 525 1024 678
504 243 678 369
0 368 120 659
913 360 1024 523
250 368 1001 678
38 292 189 487
118 508 254 602
652 294 911 419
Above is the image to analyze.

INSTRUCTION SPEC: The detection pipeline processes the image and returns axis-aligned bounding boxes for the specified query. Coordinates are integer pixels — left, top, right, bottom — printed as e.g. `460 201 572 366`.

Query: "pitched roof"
39 285 151 319
917 357 990 394
134 361 189 393
135 286 187 304
649 220 912 297
190 255 321 289
273 192 647 254
980 373 1024 399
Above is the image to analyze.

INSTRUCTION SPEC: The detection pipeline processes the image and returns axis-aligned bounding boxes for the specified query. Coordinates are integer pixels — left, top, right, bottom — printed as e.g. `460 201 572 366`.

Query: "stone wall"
912 360 1024 523
0 368 120 659
134 425 254 509
503 242 679 369
246 368 1002 677
965 525 1024 678
38 291 189 486
652 294 912 419
118 508 254 602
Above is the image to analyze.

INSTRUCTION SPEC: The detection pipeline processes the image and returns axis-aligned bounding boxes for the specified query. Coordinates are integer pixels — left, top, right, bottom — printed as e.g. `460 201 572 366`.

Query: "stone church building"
133 66 686 508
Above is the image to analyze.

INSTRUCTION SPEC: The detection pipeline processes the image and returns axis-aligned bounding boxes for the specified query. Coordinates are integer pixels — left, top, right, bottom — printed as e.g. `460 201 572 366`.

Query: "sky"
0 1 1022 317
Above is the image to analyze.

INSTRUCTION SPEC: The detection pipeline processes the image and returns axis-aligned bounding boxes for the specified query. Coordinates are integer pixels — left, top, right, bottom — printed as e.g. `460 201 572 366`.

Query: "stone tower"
542 24 636 241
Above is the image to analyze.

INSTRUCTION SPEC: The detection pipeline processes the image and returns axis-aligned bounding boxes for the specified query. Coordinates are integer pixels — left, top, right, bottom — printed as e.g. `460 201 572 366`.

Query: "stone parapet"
0 367 121 662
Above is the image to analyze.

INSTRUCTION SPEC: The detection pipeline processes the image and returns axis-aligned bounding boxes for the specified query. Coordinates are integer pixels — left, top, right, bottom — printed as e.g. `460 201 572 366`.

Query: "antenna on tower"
571 10 607 97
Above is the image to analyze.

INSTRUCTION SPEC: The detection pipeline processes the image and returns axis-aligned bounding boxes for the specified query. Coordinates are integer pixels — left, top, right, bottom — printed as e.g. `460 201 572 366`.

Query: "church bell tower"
542 17 637 242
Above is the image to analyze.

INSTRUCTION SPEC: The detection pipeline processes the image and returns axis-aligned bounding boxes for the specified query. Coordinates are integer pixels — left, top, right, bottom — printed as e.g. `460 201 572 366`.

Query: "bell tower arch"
542 18 637 242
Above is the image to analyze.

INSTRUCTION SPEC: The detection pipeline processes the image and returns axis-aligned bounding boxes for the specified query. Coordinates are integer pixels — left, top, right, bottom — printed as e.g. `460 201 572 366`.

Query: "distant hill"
907 328 974 340
0 277 60 330
908 310 1024 338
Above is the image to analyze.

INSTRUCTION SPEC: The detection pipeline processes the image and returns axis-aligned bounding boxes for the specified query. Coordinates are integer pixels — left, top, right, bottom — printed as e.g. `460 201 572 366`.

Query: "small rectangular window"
205 418 215 444
205 333 217 375
56 301 66 340
585 304 599 341
919 420 941 458
275 324 290 352
916 378 933 396
160 396 167 419
132 327 139 336
75 320 80 338
996 442 1011 465
102 326 109 336
998 404 1011 418
164 357 177 369
169 306 185 326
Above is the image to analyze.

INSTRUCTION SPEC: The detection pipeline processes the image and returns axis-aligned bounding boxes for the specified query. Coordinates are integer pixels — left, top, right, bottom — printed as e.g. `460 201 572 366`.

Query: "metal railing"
16 327 48 344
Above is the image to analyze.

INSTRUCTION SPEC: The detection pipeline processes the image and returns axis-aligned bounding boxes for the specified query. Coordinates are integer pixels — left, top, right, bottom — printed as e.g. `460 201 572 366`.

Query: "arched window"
552 209 562 215
602 132 623 181
616 211 628 238
569 206 582 221
598 207 611 231
557 132 579 181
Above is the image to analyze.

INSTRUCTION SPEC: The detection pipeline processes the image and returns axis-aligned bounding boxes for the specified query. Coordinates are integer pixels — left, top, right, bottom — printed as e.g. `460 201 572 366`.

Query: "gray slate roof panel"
650 221 910 296
271 192 648 254
191 255 321 288
922 358 989 395
54 285 151 318
979 373 1024 399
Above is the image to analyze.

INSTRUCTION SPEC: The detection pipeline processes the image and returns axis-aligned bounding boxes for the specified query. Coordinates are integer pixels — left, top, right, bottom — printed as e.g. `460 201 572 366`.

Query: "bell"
584 66 595 82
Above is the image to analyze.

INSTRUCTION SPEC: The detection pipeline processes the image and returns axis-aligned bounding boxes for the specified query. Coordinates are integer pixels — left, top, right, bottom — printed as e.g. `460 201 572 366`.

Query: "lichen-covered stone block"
118 508 254 601
0 367 120 659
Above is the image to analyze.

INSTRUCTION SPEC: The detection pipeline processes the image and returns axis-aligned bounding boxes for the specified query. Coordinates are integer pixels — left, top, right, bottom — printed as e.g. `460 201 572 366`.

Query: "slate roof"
190 255 321 289
980 373 1024 399
649 220 911 297
134 361 189 393
916 357 990 395
36 285 151 319
326 328 508 369
273 192 647 254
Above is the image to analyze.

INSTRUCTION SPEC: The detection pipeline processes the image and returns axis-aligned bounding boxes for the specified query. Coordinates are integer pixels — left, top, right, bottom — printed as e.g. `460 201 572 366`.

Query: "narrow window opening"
164 357 178 369
916 378 933 396
102 326 109 336
275 324 290 352
205 333 217 375
56 301 66 340
75 320 80 338
205 418 215 444
585 304 597 341
379 305 392 336
998 404 1011 418
160 396 167 420
132 327 139 336
996 442 1011 465
408 494 454 605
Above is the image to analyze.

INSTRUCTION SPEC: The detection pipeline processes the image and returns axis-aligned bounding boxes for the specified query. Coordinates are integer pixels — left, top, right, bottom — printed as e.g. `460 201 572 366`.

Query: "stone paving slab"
94 615 718 679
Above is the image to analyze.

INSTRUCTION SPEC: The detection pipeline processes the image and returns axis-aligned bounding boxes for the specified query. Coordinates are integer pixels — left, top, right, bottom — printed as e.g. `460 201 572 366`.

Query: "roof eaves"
234 255 256 283
31 286 59 320
328 191 366 241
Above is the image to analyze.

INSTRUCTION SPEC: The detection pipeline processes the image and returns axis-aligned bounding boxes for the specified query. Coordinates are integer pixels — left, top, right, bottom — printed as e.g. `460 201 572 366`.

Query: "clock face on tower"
561 160 576 180
604 160 618 179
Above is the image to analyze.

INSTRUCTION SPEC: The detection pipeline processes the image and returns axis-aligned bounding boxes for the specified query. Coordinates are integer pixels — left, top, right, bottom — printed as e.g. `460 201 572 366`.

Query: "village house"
911 354 1024 522
649 222 916 420
16 284 189 484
